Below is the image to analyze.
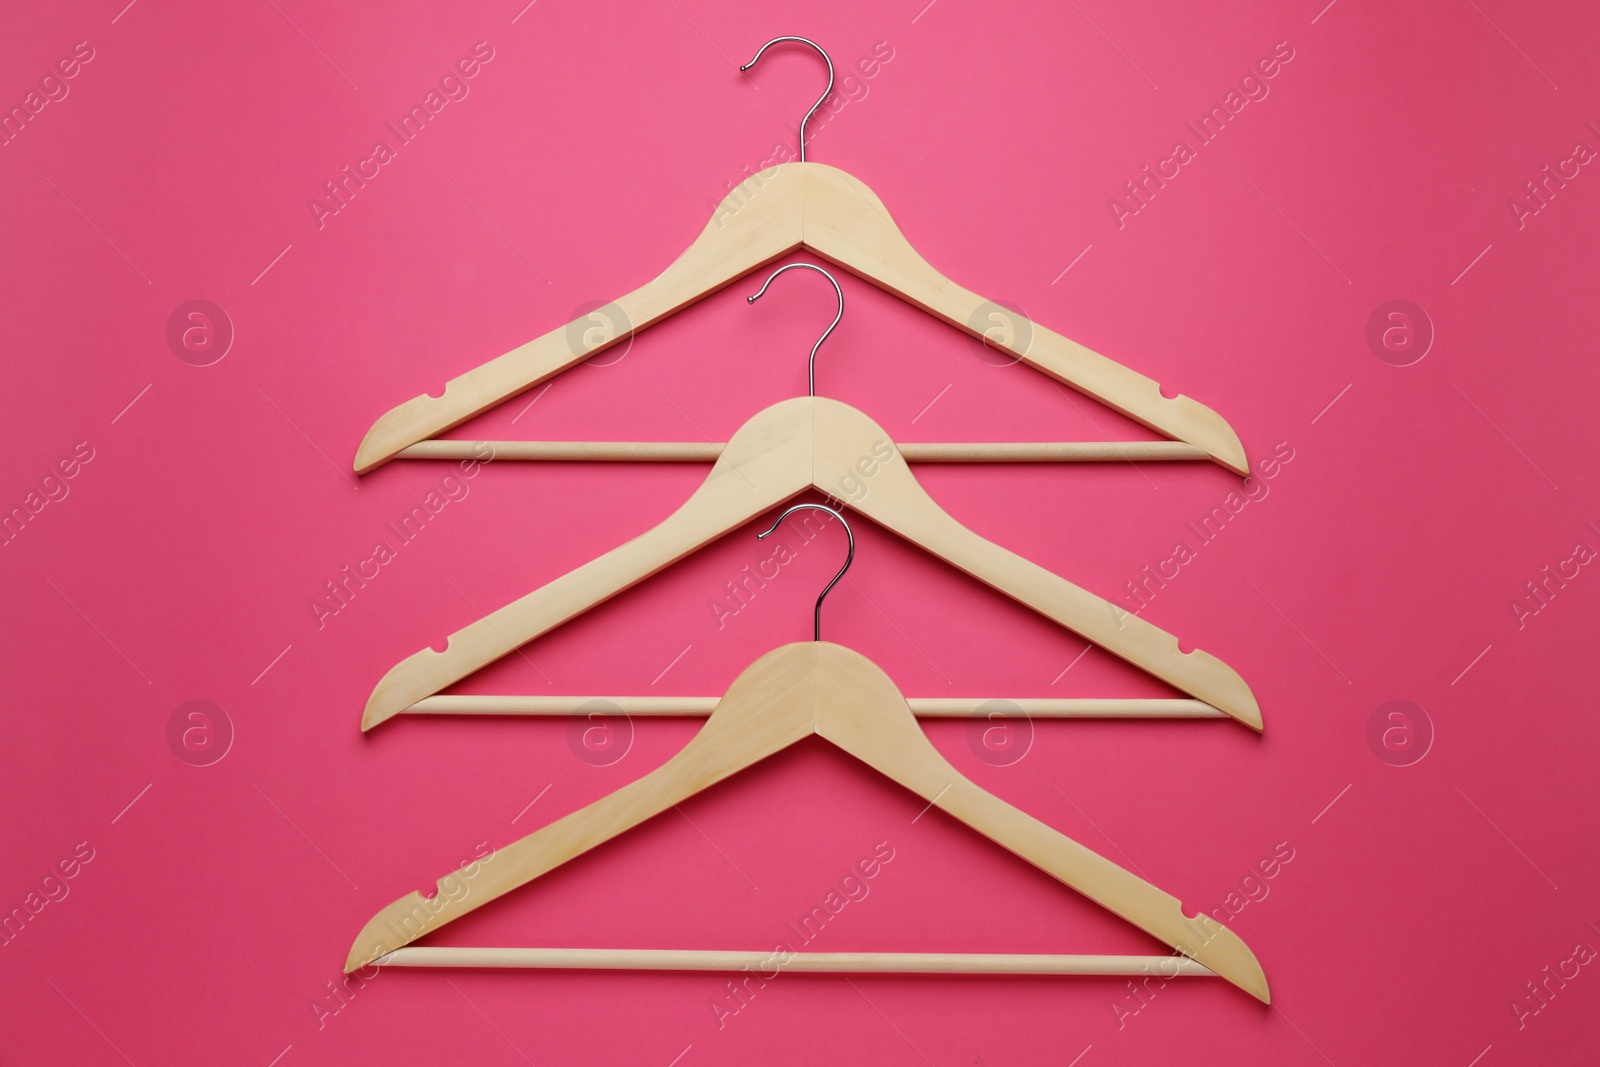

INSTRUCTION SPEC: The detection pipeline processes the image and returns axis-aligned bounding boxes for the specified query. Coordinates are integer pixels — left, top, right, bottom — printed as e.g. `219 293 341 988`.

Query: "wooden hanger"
354 38 1247 476
364 264 1260 731
362 393 1262 732
348 511 1269 1001
354 644 1267 1002
399 695 1228 719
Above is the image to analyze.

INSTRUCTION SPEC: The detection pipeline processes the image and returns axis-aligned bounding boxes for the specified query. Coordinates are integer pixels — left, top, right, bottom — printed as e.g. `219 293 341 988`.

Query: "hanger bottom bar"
376 947 1216 976
396 440 1210 462
405 695 1228 718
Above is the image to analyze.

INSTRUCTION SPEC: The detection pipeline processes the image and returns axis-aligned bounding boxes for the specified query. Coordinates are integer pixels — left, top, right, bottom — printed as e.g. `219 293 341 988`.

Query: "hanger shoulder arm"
799 166 1246 474
355 175 812 473
939 777 1268 1001
365 401 817 727
848 473 1260 729
345 773 669 972
810 648 1267 1002
349 646 821 973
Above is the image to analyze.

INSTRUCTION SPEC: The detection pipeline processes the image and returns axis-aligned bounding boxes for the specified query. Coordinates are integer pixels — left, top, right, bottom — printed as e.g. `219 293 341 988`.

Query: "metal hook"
740 36 834 163
756 504 854 642
746 263 843 397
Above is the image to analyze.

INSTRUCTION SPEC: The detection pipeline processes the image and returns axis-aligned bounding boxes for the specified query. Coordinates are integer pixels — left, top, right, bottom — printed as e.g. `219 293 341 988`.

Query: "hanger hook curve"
739 36 834 163
756 504 854 642
746 262 843 397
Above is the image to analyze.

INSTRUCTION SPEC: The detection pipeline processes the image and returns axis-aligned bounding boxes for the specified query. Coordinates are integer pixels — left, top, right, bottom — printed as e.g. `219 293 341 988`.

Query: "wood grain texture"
348 643 1268 1001
361 398 1261 731
394 440 1210 462
377 947 1217 976
355 163 1247 474
404 695 1227 718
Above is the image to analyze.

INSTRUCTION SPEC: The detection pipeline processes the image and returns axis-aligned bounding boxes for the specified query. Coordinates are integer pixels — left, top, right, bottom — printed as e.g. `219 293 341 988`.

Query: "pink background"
4 0 1599 1063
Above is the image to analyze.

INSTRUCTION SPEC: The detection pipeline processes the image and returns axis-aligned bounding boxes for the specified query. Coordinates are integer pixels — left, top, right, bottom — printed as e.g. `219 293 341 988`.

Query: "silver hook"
756 504 854 642
740 36 834 163
746 263 843 397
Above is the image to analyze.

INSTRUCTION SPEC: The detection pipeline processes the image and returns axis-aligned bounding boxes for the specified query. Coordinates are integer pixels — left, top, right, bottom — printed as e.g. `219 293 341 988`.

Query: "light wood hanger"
400 695 1227 719
354 38 1248 476
361 402 1261 730
354 644 1266 1002
363 267 1262 732
349 511 1269 1001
